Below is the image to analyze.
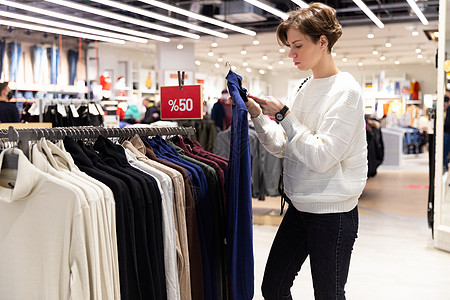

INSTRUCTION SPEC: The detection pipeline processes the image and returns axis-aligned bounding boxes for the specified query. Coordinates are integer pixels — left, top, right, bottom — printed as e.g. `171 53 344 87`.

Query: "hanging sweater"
252 72 368 214
0 148 91 299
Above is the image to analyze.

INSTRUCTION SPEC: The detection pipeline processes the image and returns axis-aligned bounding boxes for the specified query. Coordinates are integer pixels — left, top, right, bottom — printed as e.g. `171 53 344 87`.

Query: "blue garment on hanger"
225 70 254 300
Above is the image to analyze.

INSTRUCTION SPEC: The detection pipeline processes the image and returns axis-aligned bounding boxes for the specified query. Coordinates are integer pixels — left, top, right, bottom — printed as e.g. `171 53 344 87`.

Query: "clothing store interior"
1 0 450 299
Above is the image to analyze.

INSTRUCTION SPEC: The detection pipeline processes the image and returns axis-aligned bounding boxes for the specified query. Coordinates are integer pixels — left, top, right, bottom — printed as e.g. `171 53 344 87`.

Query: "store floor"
251 153 450 300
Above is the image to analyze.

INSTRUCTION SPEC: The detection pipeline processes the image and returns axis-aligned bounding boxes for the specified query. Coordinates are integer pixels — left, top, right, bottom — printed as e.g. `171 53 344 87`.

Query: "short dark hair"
276 2 342 53
0 82 8 94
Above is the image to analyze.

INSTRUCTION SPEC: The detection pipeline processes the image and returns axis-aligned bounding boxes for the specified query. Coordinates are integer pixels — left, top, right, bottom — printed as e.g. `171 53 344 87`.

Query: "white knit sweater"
252 72 367 213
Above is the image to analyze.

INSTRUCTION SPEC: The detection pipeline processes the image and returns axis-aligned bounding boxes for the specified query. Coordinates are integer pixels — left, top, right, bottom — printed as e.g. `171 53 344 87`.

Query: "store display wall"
1 34 86 88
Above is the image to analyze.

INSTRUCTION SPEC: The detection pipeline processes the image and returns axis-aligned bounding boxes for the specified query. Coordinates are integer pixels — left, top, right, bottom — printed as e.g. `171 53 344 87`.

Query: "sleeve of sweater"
251 113 287 158
280 88 363 173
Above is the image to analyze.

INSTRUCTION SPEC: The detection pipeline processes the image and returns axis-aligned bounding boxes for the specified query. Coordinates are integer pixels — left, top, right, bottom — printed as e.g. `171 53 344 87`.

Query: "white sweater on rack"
252 72 368 214
0 148 90 299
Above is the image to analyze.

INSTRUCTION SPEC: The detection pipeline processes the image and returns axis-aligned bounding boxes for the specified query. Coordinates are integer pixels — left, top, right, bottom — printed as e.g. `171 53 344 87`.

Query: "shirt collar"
129 135 147 155
0 148 39 202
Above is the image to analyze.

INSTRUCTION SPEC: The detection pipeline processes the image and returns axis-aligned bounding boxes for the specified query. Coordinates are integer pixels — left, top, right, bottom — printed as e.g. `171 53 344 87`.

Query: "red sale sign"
160 85 203 120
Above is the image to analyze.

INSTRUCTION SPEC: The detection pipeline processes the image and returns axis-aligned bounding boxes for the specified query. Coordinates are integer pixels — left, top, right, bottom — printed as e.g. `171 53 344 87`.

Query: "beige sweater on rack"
252 72 368 214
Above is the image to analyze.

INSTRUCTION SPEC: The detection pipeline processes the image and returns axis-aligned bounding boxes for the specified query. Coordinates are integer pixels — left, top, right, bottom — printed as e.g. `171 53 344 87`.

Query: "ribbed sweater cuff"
251 113 272 129
280 112 307 141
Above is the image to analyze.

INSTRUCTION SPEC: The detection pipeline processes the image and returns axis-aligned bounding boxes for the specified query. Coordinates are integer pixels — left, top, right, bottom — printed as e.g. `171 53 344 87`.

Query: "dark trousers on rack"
68 50 78 85
8 42 21 82
0 39 5 80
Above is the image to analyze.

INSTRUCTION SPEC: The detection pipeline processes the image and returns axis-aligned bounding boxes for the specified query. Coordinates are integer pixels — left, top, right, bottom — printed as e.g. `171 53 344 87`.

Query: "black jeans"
262 205 359 300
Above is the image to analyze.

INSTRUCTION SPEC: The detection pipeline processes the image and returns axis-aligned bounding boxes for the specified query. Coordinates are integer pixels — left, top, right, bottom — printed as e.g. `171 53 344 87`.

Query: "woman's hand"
247 95 285 118
228 96 262 118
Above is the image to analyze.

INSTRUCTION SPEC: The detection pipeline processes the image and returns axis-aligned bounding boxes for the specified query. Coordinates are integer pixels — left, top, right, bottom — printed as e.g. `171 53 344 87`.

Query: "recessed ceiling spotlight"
379 55 386 61
218 57 224 62
332 52 337 57
385 41 392 48
215 63 220 68
372 49 379 55
241 48 247 55
415 48 422 53
262 54 268 60
426 59 431 63
242 61 249 66
246 67 251 73
358 61 363 66
211 41 218 47
279 60 284 65
367 30 374 39
231 65 237 71
195 60 201 65
177 43 183 50
279 48 286 53
342 57 348 62
259 69 265 74
412 29 419 36
417 54 423 59
208 50 214 56
394 60 400 65
253 37 260 45
267 65 273 70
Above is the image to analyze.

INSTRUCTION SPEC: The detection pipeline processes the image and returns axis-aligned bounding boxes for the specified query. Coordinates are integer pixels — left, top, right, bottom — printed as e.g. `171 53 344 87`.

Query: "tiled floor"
252 153 450 300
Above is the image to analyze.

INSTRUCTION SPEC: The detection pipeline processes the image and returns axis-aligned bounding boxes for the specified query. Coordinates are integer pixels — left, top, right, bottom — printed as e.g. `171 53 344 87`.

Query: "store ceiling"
0 0 442 70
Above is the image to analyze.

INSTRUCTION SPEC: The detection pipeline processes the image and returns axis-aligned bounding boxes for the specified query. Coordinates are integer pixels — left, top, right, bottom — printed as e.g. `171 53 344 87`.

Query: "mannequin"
410 78 420 100
99 71 112 99
116 76 126 97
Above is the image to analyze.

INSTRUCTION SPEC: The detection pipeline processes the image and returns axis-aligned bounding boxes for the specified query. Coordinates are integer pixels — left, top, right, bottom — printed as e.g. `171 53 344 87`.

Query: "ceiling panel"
0 0 441 69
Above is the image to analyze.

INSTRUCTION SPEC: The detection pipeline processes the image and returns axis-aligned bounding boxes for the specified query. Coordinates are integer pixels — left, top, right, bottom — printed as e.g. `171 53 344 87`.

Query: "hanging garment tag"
95 103 104 115
57 103 68 117
89 103 100 115
69 104 79 118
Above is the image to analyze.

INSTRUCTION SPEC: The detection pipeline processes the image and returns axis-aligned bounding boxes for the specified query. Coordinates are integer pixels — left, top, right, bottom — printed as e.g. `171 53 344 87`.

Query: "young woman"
246 3 368 299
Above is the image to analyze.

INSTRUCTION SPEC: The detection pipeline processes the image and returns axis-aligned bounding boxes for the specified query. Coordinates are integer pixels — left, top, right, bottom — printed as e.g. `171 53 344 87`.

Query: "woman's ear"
319 35 329 51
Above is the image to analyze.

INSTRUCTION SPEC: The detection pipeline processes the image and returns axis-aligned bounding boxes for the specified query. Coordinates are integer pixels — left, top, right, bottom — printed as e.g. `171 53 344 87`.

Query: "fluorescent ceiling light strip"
352 0 384 28
44 0 200 39
91 0 228 39
0 19 125 44
244 0 289 20
291 0 309 8
137 0 256 36
0 0 170 42
406 0 429 25
0 10 148 43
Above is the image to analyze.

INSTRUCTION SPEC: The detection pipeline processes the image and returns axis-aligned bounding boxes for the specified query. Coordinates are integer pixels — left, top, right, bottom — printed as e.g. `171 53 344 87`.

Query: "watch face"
275 113 283 121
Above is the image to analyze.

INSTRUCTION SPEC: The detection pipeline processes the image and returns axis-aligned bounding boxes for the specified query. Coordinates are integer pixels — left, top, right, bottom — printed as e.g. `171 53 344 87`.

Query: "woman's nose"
288 48 296 58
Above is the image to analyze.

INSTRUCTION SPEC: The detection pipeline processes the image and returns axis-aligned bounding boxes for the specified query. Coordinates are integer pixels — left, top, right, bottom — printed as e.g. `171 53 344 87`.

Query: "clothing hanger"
225 61 232 72
178 71 185 91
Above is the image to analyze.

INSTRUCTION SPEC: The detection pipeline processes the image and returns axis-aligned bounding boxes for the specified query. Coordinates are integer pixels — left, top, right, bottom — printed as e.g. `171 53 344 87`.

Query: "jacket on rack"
225 70 254 300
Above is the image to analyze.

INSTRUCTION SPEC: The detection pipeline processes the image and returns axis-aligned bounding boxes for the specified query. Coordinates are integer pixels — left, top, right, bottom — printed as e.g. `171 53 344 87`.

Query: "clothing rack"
0 125 196 157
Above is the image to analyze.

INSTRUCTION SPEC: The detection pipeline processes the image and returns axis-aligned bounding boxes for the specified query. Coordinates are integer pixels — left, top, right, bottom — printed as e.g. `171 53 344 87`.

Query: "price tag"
160 85 203 120
89 103 100 115
69 104 79 118
57 103 67 117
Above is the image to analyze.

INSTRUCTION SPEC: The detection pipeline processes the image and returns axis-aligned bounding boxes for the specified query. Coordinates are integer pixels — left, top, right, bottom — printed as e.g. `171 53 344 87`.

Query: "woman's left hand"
247 95 285 117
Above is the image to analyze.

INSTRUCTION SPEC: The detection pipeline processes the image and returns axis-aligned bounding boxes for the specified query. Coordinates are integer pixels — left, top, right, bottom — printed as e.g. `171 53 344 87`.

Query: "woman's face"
286 28 324 72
